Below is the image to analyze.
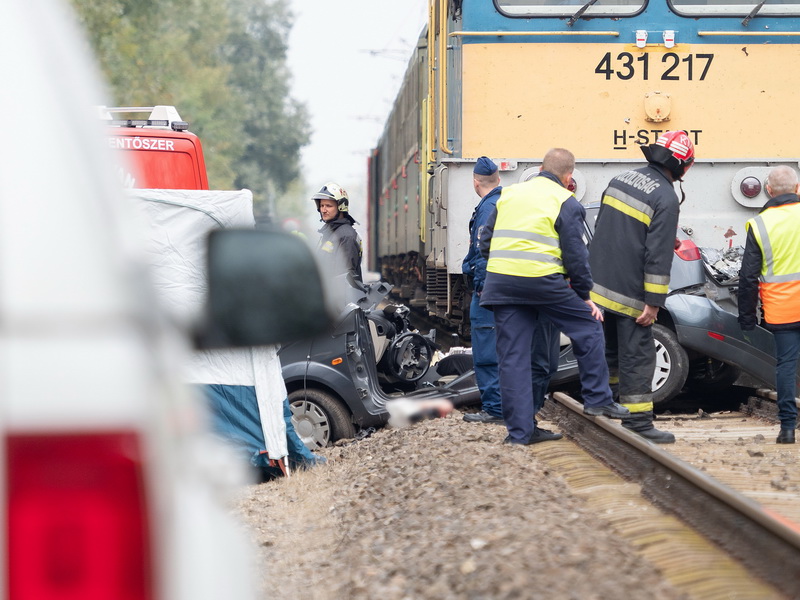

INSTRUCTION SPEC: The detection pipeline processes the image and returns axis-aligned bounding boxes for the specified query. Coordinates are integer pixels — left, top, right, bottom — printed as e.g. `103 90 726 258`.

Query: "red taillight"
7 432 153 600
708 331 725 341
674 238 702 261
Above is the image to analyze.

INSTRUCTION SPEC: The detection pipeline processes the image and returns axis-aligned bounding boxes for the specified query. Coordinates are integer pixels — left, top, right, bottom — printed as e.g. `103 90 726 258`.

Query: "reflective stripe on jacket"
486 177 572 278
747 203 800 324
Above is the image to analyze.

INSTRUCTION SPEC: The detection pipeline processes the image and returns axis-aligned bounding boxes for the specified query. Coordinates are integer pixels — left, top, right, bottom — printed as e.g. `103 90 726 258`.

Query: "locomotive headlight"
732 168 771 208
740 176 762 198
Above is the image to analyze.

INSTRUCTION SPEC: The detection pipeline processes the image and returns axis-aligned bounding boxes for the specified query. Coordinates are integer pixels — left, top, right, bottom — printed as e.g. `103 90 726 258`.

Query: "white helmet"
312 182 350 214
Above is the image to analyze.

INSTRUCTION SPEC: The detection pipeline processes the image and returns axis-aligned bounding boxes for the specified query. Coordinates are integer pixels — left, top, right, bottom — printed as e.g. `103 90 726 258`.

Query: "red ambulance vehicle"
102 105 209 189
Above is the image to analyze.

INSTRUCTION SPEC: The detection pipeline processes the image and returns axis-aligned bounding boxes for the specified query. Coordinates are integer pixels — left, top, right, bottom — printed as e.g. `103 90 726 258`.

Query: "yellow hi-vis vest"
486 176 572 278
747 202 800 324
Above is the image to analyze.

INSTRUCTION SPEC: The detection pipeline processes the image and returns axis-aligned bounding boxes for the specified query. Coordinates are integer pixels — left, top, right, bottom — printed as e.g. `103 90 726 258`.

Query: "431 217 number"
594 52 714 81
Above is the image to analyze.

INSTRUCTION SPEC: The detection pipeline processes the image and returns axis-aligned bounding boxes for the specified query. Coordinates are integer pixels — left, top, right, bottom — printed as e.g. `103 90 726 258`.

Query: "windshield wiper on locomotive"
567 0 599 27
742 0 768 26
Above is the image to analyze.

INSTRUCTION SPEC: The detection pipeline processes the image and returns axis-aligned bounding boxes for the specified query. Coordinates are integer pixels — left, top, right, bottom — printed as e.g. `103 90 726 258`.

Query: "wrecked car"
279 278 481 449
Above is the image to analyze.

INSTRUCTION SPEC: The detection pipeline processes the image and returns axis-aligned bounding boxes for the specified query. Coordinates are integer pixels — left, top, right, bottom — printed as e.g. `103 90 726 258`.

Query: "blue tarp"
199 384 324 472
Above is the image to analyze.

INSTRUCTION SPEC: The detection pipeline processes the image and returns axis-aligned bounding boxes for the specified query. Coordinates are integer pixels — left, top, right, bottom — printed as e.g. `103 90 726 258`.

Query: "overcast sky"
287 0 427 214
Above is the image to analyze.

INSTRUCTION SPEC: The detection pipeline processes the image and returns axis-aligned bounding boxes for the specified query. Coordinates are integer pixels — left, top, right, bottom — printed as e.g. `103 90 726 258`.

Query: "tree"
70 0 309 206
223 0 310 219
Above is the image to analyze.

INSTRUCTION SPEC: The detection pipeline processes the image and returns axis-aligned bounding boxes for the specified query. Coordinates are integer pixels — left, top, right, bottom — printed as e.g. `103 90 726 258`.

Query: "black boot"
777 428 796 444
622 412 675 444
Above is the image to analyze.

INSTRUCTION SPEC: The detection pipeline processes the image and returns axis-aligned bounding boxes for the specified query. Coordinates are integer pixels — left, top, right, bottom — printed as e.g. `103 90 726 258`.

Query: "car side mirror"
194 228 332 348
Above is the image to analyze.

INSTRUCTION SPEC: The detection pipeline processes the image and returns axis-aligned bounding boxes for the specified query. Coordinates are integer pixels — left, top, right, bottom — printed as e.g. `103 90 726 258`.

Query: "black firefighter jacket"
589 164 679 319
317 216 363 282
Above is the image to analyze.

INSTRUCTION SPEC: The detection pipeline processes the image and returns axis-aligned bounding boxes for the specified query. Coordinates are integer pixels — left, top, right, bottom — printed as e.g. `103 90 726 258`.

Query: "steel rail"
544 391 800 599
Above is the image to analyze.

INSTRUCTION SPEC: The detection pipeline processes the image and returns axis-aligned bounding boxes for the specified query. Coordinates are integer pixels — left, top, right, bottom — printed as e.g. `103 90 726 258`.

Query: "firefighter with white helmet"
589 130 695 443
313 182 363 282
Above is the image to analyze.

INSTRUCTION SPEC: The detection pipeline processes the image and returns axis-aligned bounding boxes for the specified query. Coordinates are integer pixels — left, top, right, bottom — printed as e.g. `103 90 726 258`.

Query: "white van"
0 2 327 599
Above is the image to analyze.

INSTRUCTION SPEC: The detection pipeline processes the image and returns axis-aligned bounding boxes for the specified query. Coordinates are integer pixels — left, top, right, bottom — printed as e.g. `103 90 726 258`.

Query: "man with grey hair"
739 164 800 444
764 164 797 196
479 148 628 445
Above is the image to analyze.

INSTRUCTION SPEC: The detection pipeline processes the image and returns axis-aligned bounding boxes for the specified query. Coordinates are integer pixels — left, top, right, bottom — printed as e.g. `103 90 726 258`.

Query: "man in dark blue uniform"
480 148 629 445
462 157 561 426
462 157 505 423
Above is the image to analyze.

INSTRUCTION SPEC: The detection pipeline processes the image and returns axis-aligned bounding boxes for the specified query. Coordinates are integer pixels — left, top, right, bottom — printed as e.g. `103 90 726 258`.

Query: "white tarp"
126 188 288 461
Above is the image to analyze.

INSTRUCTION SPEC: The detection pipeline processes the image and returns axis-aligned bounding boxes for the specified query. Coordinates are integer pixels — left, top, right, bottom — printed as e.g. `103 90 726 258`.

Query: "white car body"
1 2 255 599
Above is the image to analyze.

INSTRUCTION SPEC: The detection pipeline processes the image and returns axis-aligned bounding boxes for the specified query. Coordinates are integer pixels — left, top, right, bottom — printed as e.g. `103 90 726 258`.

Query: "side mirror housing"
195 228 331 348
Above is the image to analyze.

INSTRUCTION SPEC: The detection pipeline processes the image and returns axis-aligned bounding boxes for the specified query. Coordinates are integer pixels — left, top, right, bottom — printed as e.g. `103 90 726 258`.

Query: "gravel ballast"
233 411 690 599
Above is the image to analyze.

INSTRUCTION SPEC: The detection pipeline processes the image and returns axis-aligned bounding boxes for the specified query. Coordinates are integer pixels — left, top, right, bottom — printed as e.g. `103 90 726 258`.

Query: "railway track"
540 391 800 598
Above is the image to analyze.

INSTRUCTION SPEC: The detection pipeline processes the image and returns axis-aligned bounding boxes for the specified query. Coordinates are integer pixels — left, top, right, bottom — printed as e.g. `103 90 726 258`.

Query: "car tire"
687 358 741 394
288 388 356 450
650 324 689 406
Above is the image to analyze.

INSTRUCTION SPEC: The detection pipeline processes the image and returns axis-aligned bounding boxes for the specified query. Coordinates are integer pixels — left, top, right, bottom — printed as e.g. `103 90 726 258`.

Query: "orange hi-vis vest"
746 201 800 324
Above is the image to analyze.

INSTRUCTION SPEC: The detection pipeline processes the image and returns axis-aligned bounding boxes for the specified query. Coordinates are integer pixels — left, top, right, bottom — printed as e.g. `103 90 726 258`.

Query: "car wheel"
650 324 689 406
688 358 741 394
288 388 356 450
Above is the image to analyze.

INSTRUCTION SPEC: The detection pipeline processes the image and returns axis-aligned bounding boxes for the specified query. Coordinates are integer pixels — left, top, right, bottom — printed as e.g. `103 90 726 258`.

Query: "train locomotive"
367 0 800 339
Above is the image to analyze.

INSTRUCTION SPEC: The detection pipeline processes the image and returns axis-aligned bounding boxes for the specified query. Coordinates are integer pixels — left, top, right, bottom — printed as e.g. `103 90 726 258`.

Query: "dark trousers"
494 297 611 442
471 292 558 418
773 329 800 430
533 314 560 416
603 312 655 414
470 292 502 417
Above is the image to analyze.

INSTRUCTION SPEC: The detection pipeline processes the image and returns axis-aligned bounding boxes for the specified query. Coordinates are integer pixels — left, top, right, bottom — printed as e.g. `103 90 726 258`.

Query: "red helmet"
641 130 694 179
655 130 694 163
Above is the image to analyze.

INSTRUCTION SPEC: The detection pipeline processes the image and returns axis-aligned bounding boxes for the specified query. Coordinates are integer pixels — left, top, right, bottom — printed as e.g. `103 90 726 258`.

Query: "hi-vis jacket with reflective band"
746 202 800 324
589 164 679 319
486 176 572 278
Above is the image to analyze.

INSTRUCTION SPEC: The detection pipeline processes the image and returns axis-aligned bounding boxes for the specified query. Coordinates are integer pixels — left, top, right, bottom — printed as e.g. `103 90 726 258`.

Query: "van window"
119 148 202 189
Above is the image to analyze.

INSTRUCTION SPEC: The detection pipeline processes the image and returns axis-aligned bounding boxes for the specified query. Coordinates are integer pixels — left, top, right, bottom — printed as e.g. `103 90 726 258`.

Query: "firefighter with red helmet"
589 131 695 443
313 182 363 282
